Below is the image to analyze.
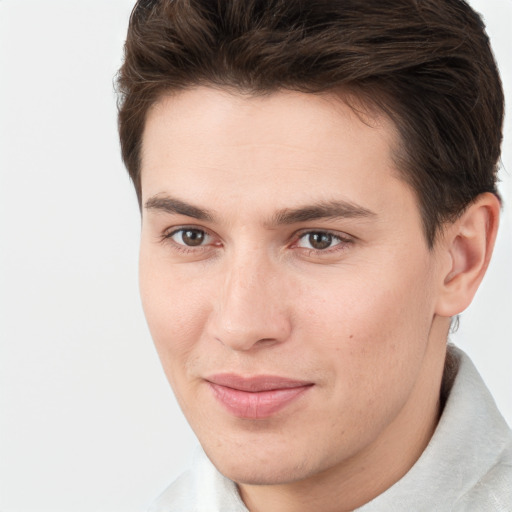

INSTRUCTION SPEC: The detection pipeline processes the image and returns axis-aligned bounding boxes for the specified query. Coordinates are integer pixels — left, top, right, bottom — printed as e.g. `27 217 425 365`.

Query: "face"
139 88 449 486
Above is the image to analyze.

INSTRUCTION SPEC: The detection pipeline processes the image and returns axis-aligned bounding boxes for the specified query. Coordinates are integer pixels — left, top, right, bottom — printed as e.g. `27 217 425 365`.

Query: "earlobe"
435 192 500 317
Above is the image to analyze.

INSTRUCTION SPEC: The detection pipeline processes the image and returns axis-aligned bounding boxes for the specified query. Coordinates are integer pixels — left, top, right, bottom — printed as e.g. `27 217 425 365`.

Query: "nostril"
256 338 278 346
214 335 279 351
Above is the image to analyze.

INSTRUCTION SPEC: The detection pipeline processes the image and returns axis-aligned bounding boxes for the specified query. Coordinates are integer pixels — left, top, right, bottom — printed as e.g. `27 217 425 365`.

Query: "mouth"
205 374 314 419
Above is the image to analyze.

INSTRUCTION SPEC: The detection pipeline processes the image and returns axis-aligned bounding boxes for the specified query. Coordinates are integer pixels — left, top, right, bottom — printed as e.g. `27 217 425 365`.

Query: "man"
117 0 512 510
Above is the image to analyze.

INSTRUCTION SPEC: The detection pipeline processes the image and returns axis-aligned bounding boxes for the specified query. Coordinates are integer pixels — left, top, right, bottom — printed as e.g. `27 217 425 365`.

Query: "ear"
435 192 500 317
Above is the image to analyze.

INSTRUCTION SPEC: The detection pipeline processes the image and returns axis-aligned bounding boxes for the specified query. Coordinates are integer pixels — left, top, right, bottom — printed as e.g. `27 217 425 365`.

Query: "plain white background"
0 1 510 511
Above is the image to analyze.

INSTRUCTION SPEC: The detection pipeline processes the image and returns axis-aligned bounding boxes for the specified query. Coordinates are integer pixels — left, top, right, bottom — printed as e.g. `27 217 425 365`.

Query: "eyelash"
292 230 353 256
160 227 353 257
160 226 218 255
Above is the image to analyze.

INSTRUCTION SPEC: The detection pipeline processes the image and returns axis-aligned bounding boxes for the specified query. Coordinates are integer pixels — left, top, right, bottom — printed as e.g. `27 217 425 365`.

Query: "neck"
238 318 450 512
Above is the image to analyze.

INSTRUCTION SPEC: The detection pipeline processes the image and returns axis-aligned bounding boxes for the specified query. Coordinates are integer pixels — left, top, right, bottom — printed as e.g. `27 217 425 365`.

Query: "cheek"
138 250 211 376
301 265 431 338
299 260 436 388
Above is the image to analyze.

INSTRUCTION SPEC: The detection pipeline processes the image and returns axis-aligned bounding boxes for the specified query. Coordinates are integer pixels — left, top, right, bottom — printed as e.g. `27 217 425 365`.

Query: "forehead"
142 87 396 161
140 87 413 221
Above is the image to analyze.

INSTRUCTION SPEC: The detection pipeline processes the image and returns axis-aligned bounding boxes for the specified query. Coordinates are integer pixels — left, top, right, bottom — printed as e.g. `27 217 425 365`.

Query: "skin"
138 87 499 512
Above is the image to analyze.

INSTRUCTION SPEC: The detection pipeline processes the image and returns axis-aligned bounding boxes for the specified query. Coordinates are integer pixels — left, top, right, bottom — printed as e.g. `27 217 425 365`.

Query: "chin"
204 443 315 486
220 464 311 486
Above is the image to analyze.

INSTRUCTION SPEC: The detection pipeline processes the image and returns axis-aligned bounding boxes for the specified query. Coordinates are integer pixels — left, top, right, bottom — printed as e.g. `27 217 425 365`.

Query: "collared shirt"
148 346 512 511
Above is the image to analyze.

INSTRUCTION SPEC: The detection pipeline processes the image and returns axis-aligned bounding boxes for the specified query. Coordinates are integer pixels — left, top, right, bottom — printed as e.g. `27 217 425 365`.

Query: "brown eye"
182 229 205 246
170 228 209 247
307 232 334 250
296 231 348 251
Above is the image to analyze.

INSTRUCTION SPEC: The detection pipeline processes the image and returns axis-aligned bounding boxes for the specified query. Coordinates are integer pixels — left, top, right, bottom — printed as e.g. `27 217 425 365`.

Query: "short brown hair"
117 0 504 246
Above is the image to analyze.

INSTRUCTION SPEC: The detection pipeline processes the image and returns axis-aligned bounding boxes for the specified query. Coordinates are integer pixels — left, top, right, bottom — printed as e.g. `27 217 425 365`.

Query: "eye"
168 228 212 247
296 231 347 251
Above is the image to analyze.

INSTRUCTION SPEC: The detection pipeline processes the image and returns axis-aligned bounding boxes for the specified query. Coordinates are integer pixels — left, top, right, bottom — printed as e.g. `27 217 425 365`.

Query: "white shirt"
148 346 512 511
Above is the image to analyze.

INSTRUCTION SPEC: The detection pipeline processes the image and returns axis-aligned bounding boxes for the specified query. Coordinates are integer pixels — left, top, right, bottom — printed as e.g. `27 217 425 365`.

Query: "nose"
206 252 292 351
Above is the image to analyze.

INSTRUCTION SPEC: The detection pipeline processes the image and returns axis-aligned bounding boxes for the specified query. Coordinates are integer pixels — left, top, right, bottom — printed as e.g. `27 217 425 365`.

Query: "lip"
206 374 313 419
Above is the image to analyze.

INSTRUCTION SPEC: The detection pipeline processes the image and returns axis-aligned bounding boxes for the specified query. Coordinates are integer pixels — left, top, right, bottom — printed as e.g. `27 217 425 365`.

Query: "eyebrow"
145 195 214 221
269 200 376 225
144 194 376 225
